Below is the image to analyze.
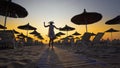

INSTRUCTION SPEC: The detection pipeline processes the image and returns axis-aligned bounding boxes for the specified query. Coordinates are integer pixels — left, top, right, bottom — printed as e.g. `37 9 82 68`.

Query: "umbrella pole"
27 30 29 43
4 4 9 28
4 15 7 28
111 32 112 41
27 30 28 37
85 24 88 32
67 31 68 36
84 15 88 32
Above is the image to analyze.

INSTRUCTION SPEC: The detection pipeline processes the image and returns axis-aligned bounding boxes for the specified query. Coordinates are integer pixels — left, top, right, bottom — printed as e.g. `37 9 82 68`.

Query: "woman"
44 21 59 48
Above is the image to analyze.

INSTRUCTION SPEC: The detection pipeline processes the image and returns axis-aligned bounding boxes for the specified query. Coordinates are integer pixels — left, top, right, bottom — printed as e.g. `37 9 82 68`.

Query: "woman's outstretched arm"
54 25 60 30
44 22 49 27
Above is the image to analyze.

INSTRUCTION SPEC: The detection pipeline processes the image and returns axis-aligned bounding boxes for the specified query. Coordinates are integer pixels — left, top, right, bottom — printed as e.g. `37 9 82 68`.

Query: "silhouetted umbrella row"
0 0 28 27
17 32 44 41
30 30 44 40
0 0 119 43
105 28 119 40
71 9 102 32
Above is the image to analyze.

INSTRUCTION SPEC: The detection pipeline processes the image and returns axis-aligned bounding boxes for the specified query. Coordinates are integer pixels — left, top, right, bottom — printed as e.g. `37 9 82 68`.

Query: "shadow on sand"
36 47 64 68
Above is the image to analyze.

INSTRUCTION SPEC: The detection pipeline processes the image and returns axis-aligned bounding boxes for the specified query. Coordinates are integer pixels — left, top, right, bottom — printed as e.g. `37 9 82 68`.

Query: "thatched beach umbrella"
13 29 19 34
18 23 36 37
72 31 81 36
30 30 39 36
71 9 102 32
55 32 65 37
0 0 28 27
105 15 120 25
74 37 80 40
17 33 26 42
67 35 73 38
60 25 75 36
105 28 119 40
17 33 26 38
37 34 44 40
30 30 40 40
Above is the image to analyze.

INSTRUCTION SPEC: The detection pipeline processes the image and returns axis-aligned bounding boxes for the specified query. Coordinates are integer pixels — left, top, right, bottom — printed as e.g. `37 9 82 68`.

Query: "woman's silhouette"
44 21 60 48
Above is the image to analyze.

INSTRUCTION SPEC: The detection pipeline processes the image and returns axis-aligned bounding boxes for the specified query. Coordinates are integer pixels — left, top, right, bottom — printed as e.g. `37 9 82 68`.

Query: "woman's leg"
49 39 51 47
51 39 54 49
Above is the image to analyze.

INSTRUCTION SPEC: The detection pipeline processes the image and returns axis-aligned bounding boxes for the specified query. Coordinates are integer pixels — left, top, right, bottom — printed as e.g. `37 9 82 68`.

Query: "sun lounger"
0 30 16 49
62 37 69 45
92 32 104 45
76 32 92 46
26 37 33 46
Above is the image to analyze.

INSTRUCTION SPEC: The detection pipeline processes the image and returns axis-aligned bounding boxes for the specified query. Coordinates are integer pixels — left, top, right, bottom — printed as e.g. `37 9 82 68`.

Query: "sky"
0 0 120 42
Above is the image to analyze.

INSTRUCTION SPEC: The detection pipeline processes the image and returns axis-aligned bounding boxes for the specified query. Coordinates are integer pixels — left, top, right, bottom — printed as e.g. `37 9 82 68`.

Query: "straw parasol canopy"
13 29 19 34
17 33 26 39
60 25 75 36
0 24 7 29
105 28 119 40
0 0 28 27
67 35 73 38
74 37 80 39
30 30 39 36
30 30 40 40
18 23 36 30
60 25 75 31
55 33 61 37
72 31 81 36
55 32 65 37
71 9 102 32
37 34 44 40
105 15 120 25
18 23 36 37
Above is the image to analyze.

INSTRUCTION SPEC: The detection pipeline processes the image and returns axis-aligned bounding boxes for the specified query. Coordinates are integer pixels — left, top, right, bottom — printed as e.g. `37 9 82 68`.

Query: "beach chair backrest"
0 30 15 48
81 32 92 42
0 30 15 40
92 32 104 43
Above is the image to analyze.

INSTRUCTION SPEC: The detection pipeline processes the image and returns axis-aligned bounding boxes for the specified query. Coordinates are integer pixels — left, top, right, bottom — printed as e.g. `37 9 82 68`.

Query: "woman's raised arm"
43 22 49 27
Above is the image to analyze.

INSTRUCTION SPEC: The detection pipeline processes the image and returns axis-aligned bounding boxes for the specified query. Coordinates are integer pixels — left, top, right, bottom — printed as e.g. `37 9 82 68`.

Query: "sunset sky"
0 0 120 42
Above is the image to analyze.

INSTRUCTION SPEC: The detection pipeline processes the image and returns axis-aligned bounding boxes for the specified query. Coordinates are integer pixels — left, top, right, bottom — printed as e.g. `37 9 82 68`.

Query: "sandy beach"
0 45 120 68
0 45 45 68
61 45 120 68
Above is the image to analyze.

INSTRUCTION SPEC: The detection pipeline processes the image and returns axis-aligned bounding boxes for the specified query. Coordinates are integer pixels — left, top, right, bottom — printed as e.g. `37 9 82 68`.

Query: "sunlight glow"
0 0 120 43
